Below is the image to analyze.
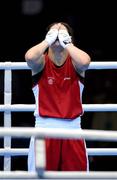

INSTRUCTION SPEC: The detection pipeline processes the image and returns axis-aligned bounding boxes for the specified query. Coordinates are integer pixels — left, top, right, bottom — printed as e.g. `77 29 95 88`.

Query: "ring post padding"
4 68 12 171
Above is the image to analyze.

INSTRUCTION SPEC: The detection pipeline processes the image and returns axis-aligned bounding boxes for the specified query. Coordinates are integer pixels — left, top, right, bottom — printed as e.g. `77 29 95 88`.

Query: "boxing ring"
0 61 117 179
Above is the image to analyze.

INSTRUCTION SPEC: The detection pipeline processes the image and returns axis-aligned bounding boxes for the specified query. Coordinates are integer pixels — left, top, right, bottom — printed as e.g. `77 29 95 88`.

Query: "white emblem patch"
48 77 54 85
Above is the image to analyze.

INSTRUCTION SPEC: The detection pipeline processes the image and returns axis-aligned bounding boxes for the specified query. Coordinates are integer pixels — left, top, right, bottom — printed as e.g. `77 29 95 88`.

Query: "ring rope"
1 104 117 112
0 148 117 156
0 127 117 141
1 61 117 69
0 171 117 179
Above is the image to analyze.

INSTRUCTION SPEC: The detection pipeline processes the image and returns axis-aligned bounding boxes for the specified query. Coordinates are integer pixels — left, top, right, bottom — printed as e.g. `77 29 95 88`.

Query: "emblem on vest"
64 77 71 80
48 77 55 85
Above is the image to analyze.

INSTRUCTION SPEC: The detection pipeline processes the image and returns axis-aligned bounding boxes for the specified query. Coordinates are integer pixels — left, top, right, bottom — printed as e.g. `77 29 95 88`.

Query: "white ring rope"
0 127 117 141
0 61 117 69
83 104 117 112
0 148 29 156
0 171 117 179
87 148 117 156
88 61 117 69
1 148 117 156
0 62 30 70
1 104 117 112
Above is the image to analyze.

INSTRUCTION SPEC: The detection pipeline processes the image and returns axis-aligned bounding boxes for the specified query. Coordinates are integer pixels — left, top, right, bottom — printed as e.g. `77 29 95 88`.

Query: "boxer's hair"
46 22 75 43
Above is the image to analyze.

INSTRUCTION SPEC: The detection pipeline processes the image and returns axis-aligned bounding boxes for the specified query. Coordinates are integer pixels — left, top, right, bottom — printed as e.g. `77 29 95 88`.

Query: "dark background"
0 0 117 171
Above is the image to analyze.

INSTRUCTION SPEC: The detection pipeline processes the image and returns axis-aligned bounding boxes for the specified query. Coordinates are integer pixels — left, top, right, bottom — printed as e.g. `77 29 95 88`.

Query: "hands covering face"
58 29 72 48
45 28 58 46
45 25 72 48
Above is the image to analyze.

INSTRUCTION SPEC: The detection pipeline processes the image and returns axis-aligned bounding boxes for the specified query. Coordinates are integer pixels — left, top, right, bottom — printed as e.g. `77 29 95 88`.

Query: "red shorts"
45 138 88 171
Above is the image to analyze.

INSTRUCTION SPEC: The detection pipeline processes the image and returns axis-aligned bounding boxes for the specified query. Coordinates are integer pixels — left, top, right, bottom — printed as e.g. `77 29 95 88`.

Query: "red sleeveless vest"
36 54 84 119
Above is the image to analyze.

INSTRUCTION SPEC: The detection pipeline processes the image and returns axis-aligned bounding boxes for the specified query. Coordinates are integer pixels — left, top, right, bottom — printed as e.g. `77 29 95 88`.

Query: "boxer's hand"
45 29 58 46
58 29 72 48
